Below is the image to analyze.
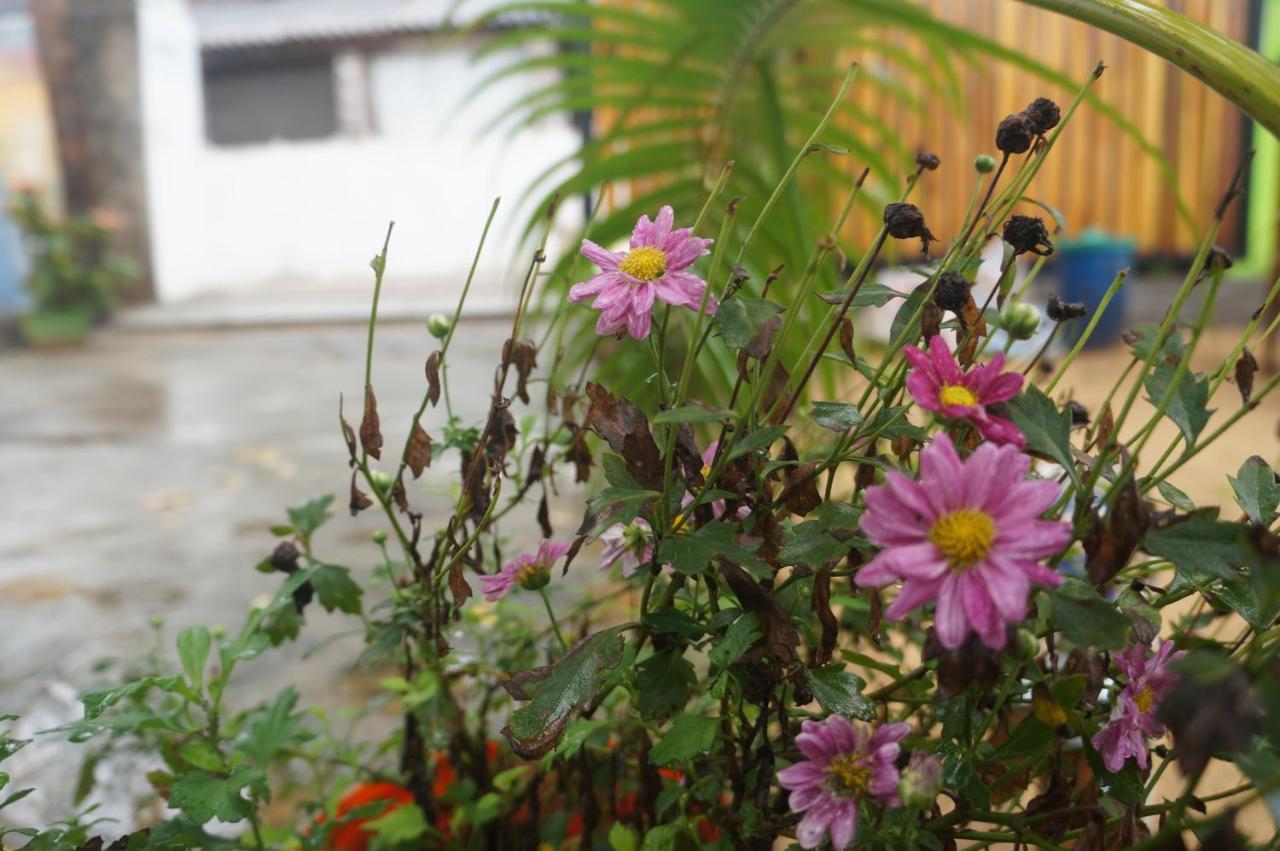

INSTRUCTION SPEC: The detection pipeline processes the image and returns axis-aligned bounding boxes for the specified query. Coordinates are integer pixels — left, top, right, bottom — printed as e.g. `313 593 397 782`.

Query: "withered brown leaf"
360 384 382 459
349 470 373 516
1235 347 1258 404
448 560 472 607
339 394 358 466
812 566 837 666
407 423 432 478
583 382 663 490
1084 474 1148 586
424 350 441 407
720 560 800 672
838 318 856 366
537 493 552 539
504 338 538 404
564 428 593 483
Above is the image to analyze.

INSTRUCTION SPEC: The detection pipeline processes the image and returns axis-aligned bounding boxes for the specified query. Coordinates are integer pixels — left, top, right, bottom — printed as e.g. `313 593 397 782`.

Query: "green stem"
539 587 568 652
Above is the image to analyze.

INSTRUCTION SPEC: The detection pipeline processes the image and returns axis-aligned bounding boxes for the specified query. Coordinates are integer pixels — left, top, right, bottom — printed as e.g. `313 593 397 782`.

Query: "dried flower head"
883 202 936 253
915 152 941 171
995 113 1035 155
1022 97 1061 135
933 271 970 313
1047 294 1088 322
1003 215 1054 257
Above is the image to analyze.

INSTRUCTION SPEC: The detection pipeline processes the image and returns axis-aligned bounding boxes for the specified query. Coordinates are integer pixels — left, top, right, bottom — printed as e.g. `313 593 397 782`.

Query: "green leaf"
642 607 704 639
715 297 783 350
889 284 930 347
726 425 788 461
817 281 904 309
650 713 719 766
609 822 640 851
176 626 211 693
809 401 862 432
804 665 875 721
1156 480 1196 511
81 676 183 720
652 406 733 425
641 823 688 851
178 740 225 773
708 613 759 670
1230 456 1279 525
779 520 856 568
240 687 310 767
286 494 333 538
862 405 928 442
1044 578 1130 651
366 803 427 843
636 652 695 720
168 768 267 824
1143 509 1248 581
505 628 626 756
311 564 363 615
658 520 762 576
1143 359 1213 446
1007 385 1081 488
1125 324 1184 361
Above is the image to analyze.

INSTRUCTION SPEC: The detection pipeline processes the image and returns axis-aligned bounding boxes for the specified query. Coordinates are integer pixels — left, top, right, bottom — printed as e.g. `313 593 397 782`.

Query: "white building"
138 0 584 306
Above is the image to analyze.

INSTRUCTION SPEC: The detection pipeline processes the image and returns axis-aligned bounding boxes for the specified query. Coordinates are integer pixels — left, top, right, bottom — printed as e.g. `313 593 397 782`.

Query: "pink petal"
934 573 968 648
650 205 675 245
884 576 945 619
979 554 1031 621
927 335 965 384
626 307 652 340
796 798 838 850
569 271 620 303
581 239 622 269
828 801 858 850
777 761 826 791
630 214 653 248
919 434 965 514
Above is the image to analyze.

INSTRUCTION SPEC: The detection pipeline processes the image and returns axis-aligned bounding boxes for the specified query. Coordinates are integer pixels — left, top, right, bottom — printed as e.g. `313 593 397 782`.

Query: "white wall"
138 0 582 303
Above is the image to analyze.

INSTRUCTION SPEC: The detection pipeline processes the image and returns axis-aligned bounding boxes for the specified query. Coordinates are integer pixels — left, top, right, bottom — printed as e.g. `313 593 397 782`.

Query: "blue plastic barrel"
0 180 26 317
1057 229 1135 349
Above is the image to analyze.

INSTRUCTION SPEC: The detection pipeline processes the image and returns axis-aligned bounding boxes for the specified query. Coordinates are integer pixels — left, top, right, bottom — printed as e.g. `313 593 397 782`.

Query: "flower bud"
974 154 997 174
898 752 942 809
370 469 394 498
427 313 452 339
915 152 941 171
372 530 388 545
995 113 1034 155
1013 627 1041 661
933 271 970 313
1000 302 1040 340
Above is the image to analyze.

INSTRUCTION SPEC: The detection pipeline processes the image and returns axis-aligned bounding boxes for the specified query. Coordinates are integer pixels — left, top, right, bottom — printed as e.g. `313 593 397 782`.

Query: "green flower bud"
1014 628 1040 661
372 529 388 545
370 469 394 498
211 625 226 640
974 153 998 174
1000 302 1040 341
427 313 452 340
899 753 942 809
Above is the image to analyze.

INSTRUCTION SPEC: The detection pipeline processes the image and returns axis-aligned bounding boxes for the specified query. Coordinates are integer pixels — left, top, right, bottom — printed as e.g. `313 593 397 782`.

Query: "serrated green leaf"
1143 359 1213 446
652 406 733 425
1156 480 1195 511
709 613 759 670
715 297 783 351
650 713 719 765
809 401 862 432
1229 456 1279 525
168 768 266 824
286 494 333 538
177 626 211 693
1045 578 1130 651
804 665 875 720
1007 385 1081 488
636 652 695 720
81 676 183 721
311 565 363 615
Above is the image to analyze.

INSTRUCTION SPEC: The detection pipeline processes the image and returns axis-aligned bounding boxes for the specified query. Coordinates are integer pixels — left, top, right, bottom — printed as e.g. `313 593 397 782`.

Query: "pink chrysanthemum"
777 717 909 850
570 206 716 340
1091 640 1184 772
905 336 1025 447
598 518 654 579
480 539 572 602
854 433 1072 650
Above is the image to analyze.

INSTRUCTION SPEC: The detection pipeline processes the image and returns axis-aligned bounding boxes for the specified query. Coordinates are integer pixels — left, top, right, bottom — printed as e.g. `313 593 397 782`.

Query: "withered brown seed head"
1066 400 1090 426
1208 245 1235 271
883 202 927 238
934 271 970 312
1047 294 1088 322
915 152 941 171
995 113 1034 155
1022 97 1061 135
1003 215 1055 257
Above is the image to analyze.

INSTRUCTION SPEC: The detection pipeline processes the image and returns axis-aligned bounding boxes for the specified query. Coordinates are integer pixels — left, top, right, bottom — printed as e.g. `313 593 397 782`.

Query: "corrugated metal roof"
194 0 539 51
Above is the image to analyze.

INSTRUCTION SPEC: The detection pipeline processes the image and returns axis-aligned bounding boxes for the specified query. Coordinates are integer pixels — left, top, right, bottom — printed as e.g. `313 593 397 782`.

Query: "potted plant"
10 187 136 347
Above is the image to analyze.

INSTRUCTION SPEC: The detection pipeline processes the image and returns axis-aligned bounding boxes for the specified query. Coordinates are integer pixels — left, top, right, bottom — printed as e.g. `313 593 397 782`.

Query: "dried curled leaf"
812 566 837 666
504 338 538 404
720 561 799 672
424 350 441 408
360 384 382 459
1235 347 1258 404
448 560 472 608
1083 474 1148 586
339 394 358 467
349 471 372 516
407 423 432 478
584 382 663 490
564 428 593 483
838 318 856 365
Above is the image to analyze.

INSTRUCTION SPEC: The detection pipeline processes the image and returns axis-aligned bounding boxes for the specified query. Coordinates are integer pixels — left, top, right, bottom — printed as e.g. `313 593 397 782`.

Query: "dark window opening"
203 54 337 146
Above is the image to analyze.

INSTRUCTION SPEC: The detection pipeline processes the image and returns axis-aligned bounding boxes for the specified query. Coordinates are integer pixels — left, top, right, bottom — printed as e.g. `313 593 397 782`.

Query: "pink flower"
1091 640 1184 772
777 717 910 850
905 336 1025 447
570 206 715 340
480 539 572 602
678 441 748 525
855 434 1072 650
598 519 654 578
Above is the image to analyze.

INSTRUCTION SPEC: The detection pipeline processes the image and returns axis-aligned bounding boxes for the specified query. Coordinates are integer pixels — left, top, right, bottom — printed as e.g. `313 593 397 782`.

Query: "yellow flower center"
515 562 550 590
618 246 667 281
930 508 997 570
939 384 978 407
827 754 870 797
1134 685 1154 714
